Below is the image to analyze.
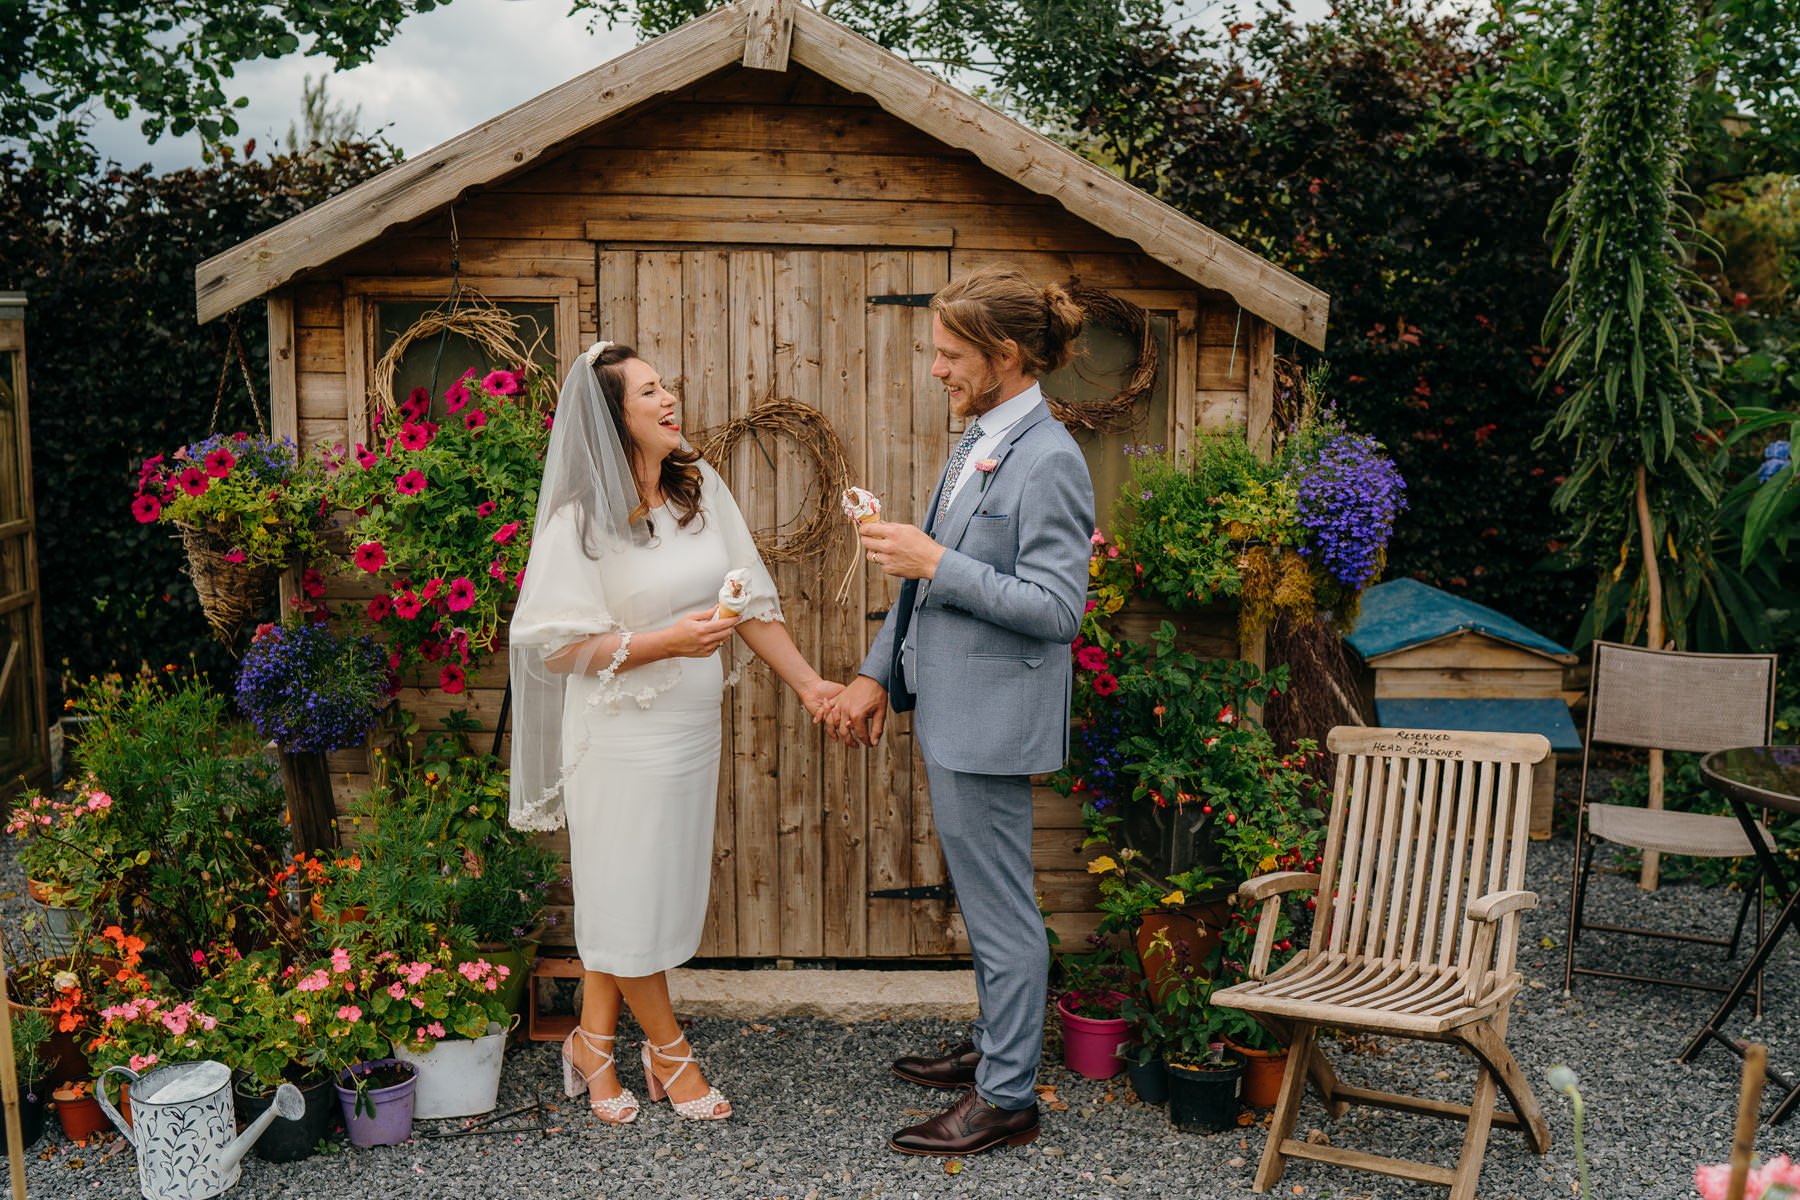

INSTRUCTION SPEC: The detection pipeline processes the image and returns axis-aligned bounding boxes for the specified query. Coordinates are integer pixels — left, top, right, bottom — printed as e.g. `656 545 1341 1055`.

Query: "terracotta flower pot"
52 1088 108 1142
1136 898 1232 1004
1224 1038 1288 1108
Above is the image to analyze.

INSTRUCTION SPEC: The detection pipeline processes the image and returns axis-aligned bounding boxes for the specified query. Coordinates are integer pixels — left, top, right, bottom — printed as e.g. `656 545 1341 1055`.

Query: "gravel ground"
6 808 1794 1199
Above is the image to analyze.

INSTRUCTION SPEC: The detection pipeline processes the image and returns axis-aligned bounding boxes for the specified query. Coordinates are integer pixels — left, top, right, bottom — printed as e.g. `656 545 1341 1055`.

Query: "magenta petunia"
396 470 428 497
1075 645 1107 672
393 590 423 620
177 467 211 497
1092 673 1119 697
481 370 520 396
439 664 466 694
131 494 162 524
476 501 497 517
444 383 472 415
402 387 430 420
464 409 487 432
492 521 520 544
203 447 236 477
353 541 388 574
301 569 325 599
446 577 477 612
488 558 507 580
224 548 247 564
366 595 392 621
354 442 378 469
420 578 444 604
398 422 432 451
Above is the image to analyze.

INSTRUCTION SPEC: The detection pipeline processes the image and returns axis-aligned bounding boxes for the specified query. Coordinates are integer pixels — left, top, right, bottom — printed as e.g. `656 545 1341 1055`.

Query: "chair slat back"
1314 729 1549 974
1589 641 1776 754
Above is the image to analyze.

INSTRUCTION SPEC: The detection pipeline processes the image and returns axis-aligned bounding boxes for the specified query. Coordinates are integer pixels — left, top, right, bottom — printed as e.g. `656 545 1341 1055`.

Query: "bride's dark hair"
592 344 704 531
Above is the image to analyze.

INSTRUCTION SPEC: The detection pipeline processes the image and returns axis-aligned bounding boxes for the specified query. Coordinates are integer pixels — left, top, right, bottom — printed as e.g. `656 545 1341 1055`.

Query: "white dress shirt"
944 382 1044 510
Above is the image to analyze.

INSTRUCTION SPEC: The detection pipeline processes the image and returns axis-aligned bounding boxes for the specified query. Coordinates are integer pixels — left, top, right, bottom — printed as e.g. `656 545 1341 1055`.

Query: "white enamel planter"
392 1020 510 1119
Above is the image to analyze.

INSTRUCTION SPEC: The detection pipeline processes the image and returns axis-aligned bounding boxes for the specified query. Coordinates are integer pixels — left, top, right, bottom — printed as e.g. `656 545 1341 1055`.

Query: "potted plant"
51 1079 109 1142
327 366 553 684
1150 935 1244 1133
4 780 117 954
129 432 331 640
1116 980 1171 1105
379 944 515 1119
4 932 122 1088
1054 946 1132 1080
334 1058 417 1148
6 1005 52 1151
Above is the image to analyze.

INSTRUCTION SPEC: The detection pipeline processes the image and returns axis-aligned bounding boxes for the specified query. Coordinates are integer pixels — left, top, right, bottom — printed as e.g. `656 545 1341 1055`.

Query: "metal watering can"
97 1060 304 1200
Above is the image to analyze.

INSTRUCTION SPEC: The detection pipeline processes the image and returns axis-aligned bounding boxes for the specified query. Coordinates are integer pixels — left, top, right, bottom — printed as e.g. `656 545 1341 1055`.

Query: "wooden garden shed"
194 0 1328 961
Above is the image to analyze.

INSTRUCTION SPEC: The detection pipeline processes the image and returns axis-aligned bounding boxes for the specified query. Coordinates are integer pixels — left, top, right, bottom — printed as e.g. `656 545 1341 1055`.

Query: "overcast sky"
84 0 1331 172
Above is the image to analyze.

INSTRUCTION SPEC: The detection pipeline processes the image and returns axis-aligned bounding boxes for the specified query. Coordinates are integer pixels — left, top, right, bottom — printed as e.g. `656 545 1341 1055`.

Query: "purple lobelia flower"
1288 433 1408 590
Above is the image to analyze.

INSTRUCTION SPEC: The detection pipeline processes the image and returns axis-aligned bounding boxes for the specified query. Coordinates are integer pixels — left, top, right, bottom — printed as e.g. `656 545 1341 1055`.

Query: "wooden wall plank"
596 248 638 346
1374 668 1568 700
1245 316 1275 454
296 325 345 375
819 250 869 959
600 102 973 158
268 292 299 443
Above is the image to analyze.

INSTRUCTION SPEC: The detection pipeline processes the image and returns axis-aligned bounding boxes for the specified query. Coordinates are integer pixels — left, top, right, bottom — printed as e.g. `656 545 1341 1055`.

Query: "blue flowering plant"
236 620 391 753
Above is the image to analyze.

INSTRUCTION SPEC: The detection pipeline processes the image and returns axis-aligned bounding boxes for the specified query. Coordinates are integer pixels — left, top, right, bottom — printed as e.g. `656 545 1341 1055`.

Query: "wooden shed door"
596 245 956 959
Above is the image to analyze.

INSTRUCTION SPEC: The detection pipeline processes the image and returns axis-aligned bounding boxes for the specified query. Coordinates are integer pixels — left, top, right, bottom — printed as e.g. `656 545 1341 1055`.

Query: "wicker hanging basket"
177 522 284 643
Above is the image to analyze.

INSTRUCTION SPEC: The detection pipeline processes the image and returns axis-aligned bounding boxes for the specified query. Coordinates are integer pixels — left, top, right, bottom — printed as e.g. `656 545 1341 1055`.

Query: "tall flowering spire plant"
327 367 553 685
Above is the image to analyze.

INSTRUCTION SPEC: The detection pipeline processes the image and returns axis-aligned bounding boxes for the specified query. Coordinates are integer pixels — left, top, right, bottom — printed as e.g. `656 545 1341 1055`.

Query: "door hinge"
867 883 953 902
866 293 935 307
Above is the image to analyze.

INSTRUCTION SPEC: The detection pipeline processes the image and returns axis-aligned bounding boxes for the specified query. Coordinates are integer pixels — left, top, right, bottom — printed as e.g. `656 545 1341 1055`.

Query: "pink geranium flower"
396 470 428 496
337 1005 362 1022
444 382 472 414
482 370 520 396
366 595 392 621
464 409 487 432
354 542 387 573
440 665 466 694
492 521 520 544
131 494 162 523
204 447 236 477
398 422 432 451
476 501 497 517
177 467 211 496
445 577 476 612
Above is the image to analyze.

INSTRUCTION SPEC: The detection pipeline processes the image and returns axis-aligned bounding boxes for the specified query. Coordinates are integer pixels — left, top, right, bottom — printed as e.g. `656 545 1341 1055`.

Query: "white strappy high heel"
641 1034 732 1121
561 1028 639 1124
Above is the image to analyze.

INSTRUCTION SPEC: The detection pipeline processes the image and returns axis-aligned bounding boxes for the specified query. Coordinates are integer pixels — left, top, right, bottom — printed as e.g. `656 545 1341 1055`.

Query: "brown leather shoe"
889 1089 1040 1156
891 1041 980 1089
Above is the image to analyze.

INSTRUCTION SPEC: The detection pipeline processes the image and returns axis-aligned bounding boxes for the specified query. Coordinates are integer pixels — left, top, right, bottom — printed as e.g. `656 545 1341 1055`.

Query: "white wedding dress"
511 462 779 976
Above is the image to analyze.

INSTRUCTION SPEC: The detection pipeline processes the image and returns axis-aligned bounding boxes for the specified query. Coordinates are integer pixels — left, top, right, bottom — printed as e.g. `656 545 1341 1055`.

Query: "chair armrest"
1467 890 1538 924
1237 871 1321 904
1237 873 1321 982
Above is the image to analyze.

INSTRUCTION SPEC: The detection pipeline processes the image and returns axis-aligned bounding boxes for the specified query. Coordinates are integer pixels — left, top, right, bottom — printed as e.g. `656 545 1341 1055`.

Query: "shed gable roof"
195 0 1328 346
1346 578 1577 664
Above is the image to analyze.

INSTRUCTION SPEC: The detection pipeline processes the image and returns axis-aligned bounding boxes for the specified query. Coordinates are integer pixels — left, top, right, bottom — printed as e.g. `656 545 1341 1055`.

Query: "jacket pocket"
966 652 1044 669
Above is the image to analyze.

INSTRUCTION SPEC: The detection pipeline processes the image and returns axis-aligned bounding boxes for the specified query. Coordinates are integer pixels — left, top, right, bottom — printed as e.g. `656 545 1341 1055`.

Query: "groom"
827 267 1094 1156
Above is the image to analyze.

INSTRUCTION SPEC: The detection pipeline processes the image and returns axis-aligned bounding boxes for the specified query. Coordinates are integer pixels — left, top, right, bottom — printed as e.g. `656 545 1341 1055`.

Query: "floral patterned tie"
936 421 983 524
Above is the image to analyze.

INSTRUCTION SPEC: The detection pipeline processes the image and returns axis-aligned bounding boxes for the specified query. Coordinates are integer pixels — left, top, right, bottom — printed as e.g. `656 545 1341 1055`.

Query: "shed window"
373 300 558 419
1046 310 1175 535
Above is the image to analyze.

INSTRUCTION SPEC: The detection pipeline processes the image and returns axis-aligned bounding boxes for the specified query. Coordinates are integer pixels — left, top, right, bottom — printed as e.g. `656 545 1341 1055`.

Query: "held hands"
798 677 845 723
820 675 889 747
664 609 740 658
859 521 944 581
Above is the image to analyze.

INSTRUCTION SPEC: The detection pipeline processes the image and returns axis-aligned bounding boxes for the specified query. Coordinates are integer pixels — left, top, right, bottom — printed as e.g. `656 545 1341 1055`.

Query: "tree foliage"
1 0 439 177
0 141 397 695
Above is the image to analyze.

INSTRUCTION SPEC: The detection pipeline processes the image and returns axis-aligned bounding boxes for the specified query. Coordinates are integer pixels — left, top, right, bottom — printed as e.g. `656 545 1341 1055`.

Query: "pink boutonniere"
974 458 1000 494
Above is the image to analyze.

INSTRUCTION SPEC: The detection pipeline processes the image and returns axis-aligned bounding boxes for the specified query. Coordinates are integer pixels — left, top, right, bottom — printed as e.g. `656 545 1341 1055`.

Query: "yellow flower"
1086 855 1119 875
1160 889 1186 907
1258 854 1279 873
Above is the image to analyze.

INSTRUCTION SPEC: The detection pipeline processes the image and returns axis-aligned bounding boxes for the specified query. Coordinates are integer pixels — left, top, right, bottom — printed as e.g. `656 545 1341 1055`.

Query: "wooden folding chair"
1212 726 1552 1200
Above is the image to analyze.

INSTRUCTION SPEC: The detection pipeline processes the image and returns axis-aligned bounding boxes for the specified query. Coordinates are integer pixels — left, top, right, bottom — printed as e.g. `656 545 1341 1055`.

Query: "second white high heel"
641 1034 731 1121
561 1027 640 1124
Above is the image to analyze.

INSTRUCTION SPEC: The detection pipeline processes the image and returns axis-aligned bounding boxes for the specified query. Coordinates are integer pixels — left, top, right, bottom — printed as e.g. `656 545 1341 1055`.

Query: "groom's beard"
947 360 1004 420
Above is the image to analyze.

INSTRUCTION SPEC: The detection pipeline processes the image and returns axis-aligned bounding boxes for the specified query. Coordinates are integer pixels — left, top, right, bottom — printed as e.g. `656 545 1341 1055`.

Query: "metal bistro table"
1682 745 1800 1123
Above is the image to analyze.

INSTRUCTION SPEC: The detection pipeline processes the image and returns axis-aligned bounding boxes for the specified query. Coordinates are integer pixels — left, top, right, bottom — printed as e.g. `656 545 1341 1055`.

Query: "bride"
508 341 841 1123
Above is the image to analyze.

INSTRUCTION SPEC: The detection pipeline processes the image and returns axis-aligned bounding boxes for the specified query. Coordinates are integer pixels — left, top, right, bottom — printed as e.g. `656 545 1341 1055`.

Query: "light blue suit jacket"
859 401 1095 776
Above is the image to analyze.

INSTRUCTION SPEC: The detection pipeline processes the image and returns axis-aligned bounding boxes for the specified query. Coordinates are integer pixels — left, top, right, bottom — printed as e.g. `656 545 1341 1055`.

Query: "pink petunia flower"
492 521 520 544
177 467 211 497
131 494 162 523
482 370 520 396
355 442 378 469
223 547 247 564
398 422 432 451
440 664 466 694
301 569 325 598
366 595 392 621
396 470 427 497
444 383 472 415
354 542 387 574
420 578 444 604
446 577 476 612
464 408 487 432
1092 673 1119 697
204 447 236 477
1075 645 1107 672
393 591 423 620
401 387 431 421
488 559 507 580
476 501 497 517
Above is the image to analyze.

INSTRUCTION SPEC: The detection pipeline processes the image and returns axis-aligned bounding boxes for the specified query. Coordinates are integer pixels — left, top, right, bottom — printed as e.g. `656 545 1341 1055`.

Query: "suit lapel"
936 402 1052 550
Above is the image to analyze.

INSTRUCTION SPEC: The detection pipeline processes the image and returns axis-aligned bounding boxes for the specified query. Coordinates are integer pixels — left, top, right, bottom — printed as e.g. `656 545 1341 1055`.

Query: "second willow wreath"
1046 285 1160 433
691 398 852 565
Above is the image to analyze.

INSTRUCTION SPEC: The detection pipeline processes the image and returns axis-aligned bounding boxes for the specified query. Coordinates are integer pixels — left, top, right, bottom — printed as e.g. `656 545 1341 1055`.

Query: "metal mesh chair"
1562 641 1779 999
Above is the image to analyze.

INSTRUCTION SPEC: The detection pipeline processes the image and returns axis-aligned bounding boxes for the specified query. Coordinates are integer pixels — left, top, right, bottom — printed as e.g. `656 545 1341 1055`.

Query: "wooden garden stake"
1726 1042 1768 1200
0 932 29 1199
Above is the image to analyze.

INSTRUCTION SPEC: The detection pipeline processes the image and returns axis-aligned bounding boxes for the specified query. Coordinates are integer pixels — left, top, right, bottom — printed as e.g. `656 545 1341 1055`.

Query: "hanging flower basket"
176 520 287 642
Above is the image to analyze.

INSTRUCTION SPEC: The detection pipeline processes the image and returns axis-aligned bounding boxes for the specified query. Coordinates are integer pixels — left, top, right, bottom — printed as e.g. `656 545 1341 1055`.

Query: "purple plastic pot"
334 1059 416 1148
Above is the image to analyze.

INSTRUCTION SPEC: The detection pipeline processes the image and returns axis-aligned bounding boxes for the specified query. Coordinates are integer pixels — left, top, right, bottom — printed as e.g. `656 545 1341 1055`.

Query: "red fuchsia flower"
354 542 387 573
396 470 428 496
488 558 507 580
446 577 477 612
224 548 247 564
482 369 520 396
476 501 498 517
203 447 236 477
444 382 472 414
1092 673 1119 696
398 422 432 451
420 578 444 604
354 442 378 469
1217 705 1235 725
366 595 392 621
440 664 466 694
393 591 423 620
493 521 520 544
464 408 487 432
177 467 211 496
301 569 325 598
131 494 162 523
1075 645 1107 672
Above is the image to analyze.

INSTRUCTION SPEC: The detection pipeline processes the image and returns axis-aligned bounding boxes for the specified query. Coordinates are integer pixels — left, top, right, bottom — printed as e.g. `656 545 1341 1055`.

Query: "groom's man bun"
932 267 1086 377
